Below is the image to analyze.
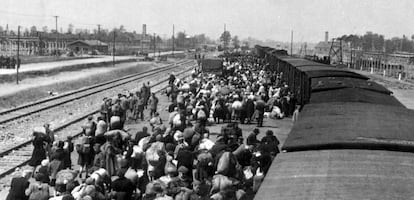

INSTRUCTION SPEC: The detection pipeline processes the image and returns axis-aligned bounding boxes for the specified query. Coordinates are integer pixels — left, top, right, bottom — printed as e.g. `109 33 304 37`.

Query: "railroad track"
0 60 191 125
0 61 195 179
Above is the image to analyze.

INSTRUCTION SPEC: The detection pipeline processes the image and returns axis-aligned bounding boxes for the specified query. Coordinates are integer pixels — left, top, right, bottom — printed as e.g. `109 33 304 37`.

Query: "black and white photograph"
0 0 413 199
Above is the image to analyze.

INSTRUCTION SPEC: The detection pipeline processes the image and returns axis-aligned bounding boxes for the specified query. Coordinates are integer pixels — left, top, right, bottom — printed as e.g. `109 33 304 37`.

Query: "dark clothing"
255 100 266 127
63 142 74 169
176 149 193 177
112 177 135 200
6 177 29 200
247 133 259 146
135 131 150 143
29 136 49 167
245 99 255 122
37 166 50 183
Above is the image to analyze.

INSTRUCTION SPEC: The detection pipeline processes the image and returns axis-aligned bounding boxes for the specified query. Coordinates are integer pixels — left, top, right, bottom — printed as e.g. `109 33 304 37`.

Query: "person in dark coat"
63 136 74 169
175 146 193 178
29 131 50 174
111 169 135 200
247 128 260 146
245 97 255 124
6 170 31 200
261 130 280 157
135 126 150 143
255 97 266 127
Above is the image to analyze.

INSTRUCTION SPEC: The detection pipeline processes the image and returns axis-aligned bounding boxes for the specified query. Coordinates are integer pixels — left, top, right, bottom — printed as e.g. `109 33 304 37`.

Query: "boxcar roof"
280 58 328 67
297 66 368 79
311 77 392 94
310 88 403 106
282 102 414 152
255 149 414 200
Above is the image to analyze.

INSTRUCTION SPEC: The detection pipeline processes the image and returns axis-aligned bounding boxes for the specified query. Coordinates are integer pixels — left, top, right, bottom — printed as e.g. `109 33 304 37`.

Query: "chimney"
325 31 329 42
142 24 147 37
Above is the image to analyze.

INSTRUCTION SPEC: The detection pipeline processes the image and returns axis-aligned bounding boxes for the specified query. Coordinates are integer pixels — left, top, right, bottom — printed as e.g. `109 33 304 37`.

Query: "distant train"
254 45 414 199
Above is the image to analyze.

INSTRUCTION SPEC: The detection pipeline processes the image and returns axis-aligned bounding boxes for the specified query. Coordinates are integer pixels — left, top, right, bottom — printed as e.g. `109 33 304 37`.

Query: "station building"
67 40 109 54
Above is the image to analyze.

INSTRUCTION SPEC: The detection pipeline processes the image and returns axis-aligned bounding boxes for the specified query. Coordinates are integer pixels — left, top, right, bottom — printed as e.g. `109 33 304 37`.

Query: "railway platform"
0 64 294 199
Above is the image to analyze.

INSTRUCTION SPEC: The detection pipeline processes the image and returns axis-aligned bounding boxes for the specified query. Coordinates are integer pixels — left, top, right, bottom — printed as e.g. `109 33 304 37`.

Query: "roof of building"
315 41 331 49
67 40 108 46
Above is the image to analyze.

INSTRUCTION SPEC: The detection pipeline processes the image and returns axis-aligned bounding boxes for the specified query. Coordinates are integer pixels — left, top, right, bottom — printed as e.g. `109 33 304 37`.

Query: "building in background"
67 40 108 54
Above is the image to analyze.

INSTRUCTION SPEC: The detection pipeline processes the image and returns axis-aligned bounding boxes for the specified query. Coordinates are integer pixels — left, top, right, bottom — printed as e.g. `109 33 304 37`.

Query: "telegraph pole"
113 31 116 66
97 24 101 40
16 26 20 84
54 16 59 56
290 30 293 56
172 24 175 57
153 33 156 57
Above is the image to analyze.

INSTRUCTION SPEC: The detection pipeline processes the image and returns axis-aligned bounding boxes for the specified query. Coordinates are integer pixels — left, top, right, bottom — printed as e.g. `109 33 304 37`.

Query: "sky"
0 0 413 43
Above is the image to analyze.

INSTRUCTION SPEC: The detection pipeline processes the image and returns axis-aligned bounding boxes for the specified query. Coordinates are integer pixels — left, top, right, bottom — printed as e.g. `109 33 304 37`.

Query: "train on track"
254 45 414 199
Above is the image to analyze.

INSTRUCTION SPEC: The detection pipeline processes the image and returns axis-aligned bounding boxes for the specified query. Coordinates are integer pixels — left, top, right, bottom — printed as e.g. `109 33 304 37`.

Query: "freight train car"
254 46 414 199
201 58 223 75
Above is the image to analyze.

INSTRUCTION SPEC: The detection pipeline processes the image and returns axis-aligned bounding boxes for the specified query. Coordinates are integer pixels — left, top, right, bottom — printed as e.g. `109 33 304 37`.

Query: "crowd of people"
0 55 20 69
7 53 299 200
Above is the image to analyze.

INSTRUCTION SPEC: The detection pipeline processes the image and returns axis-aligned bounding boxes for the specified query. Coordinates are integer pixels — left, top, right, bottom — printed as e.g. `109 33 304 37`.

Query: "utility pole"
172 24 175 57
16 26 20 84
54 16 59 56
290 30 293 56
350 43 353 68
97 24 101 40
224 23 226 32
113 31 116 66
153 33 156 57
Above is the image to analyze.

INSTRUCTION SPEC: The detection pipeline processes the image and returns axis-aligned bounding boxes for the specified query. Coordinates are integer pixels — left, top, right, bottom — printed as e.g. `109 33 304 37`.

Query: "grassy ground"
0 63 155 110
20 55 93 64
0 59 136 84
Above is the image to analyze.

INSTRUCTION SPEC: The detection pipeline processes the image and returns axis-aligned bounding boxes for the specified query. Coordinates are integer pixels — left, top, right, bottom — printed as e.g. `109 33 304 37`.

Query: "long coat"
29 136 49 167
101 142 121 176
6 177 29 200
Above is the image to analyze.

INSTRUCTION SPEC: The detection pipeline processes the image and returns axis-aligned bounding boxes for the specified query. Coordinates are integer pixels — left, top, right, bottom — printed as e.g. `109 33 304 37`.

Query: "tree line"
340 32 414 53
0 24 216 50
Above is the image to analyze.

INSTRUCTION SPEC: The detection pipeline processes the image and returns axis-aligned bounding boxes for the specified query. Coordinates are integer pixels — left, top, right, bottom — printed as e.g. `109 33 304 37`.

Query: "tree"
176 31 187 47
156 35 162 43
220 31 231 50
232 35 240 49
119 25 126 33
24 28 30 36
67 24 74 34
42 26 48 33
241 41 250 50
401 35 412 52
30 26 37 36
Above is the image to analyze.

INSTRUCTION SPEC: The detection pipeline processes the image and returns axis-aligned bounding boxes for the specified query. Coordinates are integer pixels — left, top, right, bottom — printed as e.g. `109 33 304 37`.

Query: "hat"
178 166 189 174
174 131 184 141
253 128 260 134
41 159 49 167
